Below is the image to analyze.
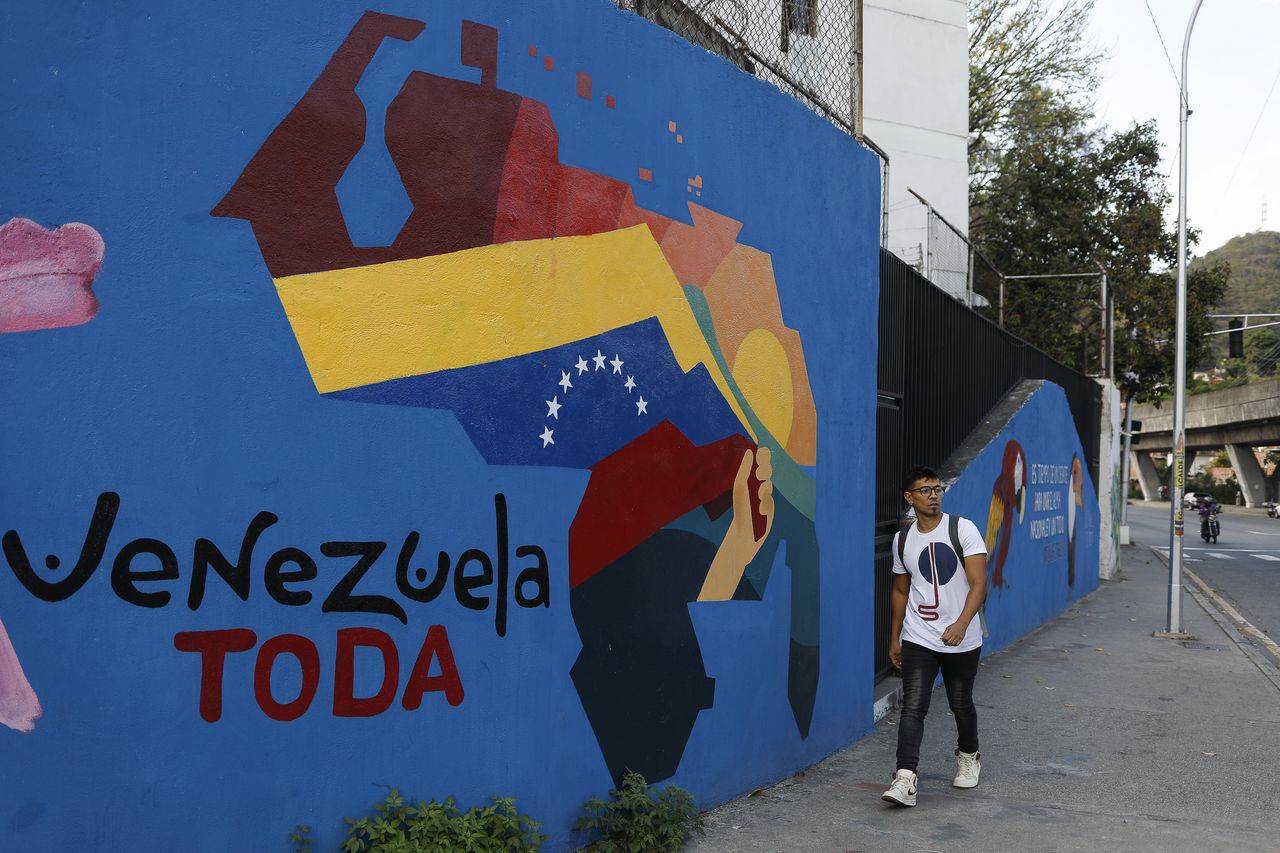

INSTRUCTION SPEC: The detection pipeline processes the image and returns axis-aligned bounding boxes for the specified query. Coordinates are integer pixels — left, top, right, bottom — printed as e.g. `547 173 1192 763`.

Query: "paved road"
1127 501 1280 653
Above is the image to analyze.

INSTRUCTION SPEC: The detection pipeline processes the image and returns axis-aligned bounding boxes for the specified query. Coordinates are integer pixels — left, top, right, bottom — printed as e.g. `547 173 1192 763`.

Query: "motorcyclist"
1199 497 1221 542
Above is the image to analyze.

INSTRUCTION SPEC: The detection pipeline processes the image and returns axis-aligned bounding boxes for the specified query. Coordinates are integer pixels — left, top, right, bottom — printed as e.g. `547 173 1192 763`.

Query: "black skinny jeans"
896 639 980 773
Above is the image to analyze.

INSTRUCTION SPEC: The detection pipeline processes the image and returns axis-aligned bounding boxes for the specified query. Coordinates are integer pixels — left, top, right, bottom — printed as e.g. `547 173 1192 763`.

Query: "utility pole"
1118 392 1134 544
1160 0 1206 639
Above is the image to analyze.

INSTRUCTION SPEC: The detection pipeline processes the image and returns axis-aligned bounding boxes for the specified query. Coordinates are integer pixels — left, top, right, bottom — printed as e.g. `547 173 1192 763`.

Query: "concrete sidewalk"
688 544 1280 853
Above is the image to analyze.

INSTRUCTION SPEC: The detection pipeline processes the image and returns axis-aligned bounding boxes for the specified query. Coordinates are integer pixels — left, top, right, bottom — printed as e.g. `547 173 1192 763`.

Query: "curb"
1144 544 1280 695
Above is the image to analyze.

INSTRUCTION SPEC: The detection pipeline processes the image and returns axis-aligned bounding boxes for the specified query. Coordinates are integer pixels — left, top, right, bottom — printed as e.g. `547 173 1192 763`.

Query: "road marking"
1256 554 1280 562
1183 567 1280 663
1247 530 1280 537
1207 552 1233 560
1146 544 1280 693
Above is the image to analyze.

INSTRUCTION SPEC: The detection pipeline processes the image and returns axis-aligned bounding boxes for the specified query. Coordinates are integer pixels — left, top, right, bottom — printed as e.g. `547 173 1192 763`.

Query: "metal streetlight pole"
1165 0 1206 637
1118 393 1134 540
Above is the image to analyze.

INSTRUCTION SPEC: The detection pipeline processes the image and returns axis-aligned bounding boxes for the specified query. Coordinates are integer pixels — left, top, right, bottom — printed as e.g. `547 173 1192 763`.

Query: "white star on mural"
610 355 624 374
576 356 590 375
546 396 562 419
560 371 573 393
540 426 555 447
636 395 648 415
624 376 636 392
593 350 607 370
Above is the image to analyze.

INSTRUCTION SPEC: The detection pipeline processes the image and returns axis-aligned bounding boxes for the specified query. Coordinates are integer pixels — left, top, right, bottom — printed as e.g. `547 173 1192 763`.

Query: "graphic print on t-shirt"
893 513 987 652
916 541 960 622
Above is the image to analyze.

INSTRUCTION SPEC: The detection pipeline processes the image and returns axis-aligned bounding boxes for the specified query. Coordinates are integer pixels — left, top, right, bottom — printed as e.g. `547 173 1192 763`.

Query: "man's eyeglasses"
908 485 946 497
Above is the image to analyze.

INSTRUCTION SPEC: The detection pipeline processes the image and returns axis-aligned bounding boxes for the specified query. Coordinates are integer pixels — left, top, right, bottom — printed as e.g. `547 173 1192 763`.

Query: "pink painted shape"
576 71 592 100
0 217 104 333
658 202 743 287
0 616 42 733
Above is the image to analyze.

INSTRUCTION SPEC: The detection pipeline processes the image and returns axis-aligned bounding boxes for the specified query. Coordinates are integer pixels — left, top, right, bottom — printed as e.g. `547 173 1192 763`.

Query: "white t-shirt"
891 513 988 653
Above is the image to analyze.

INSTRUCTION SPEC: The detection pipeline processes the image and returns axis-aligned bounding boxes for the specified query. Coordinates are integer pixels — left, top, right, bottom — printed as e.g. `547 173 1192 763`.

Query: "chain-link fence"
886 189 999 318
613 0 892 244
615 0 856 129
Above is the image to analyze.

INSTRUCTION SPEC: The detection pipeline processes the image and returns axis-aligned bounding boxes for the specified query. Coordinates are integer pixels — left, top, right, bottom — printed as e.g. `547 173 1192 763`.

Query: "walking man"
882 466 989 807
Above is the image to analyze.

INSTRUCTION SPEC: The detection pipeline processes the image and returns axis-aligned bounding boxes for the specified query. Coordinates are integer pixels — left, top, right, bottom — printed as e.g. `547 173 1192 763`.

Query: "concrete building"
863 0 970 297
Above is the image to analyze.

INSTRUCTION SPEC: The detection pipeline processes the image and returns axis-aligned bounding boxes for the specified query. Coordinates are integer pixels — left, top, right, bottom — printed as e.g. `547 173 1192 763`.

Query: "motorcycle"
1199 502 1221 543
1266 501 1279 519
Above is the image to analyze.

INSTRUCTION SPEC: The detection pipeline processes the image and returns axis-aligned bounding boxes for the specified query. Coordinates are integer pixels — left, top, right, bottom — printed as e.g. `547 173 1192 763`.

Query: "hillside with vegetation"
1194 230 1280 316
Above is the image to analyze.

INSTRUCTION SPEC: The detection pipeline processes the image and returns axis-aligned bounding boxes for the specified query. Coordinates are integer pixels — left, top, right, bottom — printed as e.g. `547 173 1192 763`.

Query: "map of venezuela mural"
213 11 820 785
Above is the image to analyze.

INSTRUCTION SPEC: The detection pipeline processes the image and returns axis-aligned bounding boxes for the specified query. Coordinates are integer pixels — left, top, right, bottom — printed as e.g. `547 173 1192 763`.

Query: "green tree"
1245 328 1280 375
969 0 1103 193
969 2 1229 403
973 104 1229 399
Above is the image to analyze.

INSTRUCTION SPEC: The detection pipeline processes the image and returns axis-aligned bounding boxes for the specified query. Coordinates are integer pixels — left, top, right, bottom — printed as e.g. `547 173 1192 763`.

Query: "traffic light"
1228 318 1244 358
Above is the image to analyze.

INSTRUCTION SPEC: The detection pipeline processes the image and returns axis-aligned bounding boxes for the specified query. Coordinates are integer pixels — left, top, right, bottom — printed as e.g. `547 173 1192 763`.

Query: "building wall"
942 383 1101 651
863 0 969 290
0 1 880 849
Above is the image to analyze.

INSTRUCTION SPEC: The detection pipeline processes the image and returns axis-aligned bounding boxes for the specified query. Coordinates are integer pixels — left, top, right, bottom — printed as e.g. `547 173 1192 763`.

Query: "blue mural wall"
942 383 1101 652
0 1 880 849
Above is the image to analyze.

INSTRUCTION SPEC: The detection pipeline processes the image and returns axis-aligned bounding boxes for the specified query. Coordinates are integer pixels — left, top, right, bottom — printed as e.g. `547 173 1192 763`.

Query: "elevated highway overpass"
1130 378 1280 506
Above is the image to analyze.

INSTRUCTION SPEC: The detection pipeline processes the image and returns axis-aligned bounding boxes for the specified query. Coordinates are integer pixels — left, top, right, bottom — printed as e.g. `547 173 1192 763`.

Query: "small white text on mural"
1028 462 1068 542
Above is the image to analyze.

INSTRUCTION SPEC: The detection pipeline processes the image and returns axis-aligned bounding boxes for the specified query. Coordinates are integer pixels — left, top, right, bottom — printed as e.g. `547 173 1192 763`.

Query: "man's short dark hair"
903 466 939 492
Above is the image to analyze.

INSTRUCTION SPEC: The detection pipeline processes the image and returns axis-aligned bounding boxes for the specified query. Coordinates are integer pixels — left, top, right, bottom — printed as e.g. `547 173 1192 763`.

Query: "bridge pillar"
1134 451 1163 501
1226 444 1268 507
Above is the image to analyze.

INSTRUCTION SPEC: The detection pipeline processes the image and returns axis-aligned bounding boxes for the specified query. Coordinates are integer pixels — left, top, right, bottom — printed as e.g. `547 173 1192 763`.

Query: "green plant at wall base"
340 788 546 853
290 824 314 853
574 771 705 852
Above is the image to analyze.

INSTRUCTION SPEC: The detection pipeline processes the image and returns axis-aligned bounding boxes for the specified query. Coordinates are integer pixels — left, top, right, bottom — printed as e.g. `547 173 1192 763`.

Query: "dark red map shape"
213 12 675 277
212 14 525 276
212 12 425 276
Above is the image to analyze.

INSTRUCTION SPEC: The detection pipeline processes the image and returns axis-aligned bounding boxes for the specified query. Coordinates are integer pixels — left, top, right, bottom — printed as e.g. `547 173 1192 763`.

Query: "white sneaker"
881 769 917 806
953 749 981 788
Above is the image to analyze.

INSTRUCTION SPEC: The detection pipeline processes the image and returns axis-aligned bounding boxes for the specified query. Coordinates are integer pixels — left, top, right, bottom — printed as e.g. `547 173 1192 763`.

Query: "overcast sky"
1086 0 1280 255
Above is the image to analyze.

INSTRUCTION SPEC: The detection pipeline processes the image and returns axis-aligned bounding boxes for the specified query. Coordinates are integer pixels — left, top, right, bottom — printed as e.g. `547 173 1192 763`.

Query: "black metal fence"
874 251 1102 681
